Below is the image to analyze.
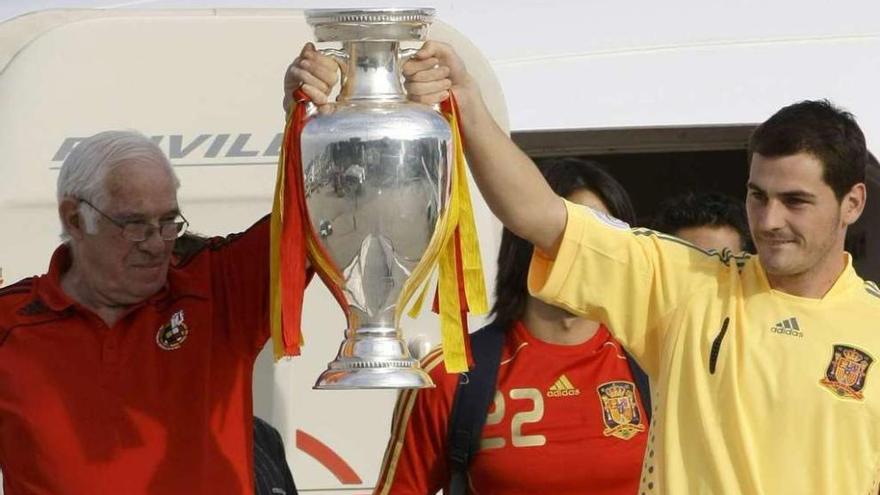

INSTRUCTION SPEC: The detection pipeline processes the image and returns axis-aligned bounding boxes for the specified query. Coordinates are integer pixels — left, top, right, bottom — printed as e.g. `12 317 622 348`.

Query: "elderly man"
0 131 272 493
289 41 880 494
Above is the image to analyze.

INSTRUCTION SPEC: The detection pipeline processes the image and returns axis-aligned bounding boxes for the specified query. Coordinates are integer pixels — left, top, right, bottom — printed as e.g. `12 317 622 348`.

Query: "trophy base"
314 328 436 389
314 365 434 390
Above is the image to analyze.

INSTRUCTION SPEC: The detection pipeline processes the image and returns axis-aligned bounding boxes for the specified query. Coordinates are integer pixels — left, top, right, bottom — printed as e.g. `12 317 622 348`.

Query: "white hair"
56 130 180 239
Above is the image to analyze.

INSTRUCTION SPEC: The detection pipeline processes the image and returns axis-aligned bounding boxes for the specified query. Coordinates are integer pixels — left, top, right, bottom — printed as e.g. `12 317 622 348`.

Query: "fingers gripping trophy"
270 8 488 389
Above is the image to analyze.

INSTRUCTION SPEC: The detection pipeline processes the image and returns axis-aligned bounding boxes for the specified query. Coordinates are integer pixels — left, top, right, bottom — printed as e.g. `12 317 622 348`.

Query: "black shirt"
253 417 298 495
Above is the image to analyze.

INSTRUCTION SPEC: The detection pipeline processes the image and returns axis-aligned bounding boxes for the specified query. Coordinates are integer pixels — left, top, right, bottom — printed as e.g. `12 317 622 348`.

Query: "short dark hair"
490 158 636 330
749 99 867 201
651 192 751 252
173 231 210 266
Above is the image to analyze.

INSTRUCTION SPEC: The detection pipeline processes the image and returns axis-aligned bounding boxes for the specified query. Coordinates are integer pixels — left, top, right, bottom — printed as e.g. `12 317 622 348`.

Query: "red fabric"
374 321 648 495
440 95 467 149
280 90 349 348
279 89 310 355
0 219 271 495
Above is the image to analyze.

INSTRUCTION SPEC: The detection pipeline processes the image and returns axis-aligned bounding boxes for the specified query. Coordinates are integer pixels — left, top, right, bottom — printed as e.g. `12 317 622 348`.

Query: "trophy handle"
398 47 419 62
317 47 350 83
318 47 349 61
311 48 351 112
399 47 440 109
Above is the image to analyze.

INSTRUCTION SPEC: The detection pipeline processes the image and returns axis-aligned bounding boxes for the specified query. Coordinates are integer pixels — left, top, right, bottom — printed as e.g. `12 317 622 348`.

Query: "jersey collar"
754 252 861 302
513 319 612 356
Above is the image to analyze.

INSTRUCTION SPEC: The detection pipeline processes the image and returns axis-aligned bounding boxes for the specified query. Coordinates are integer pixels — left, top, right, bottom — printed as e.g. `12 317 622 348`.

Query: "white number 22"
479 388 546 450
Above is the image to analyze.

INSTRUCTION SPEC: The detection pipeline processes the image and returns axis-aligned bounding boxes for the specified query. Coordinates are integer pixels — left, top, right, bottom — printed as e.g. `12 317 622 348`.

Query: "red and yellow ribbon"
396 96 488 372
270 89 348 360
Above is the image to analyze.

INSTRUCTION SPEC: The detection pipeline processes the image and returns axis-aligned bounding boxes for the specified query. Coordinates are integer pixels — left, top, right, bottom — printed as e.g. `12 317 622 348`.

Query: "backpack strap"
623 349 652 423
446 320 507 495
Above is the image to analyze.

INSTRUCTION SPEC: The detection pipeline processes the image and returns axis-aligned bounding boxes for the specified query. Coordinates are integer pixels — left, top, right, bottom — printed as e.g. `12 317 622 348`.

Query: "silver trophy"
301 8 450 389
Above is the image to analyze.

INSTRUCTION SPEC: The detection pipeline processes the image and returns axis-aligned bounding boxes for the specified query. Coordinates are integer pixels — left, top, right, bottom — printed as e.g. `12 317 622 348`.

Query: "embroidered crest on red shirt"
157 309 189 351
597 381 645 440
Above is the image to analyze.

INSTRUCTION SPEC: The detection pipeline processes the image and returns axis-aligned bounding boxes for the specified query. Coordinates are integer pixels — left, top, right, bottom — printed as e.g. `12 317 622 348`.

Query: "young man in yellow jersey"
288 40 878 494
374 43 877 494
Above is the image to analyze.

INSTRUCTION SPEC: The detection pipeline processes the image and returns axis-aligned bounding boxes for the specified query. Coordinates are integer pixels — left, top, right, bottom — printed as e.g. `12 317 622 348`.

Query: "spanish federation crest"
156 310 189 351
819 344 873 400
597 381 645 440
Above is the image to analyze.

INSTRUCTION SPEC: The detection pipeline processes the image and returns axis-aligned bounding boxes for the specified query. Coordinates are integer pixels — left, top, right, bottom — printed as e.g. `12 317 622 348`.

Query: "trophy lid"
305 8 436 42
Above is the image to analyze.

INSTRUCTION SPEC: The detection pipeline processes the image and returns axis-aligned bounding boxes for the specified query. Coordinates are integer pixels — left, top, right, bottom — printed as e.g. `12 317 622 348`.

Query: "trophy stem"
338 41 407 102
314 325 435 389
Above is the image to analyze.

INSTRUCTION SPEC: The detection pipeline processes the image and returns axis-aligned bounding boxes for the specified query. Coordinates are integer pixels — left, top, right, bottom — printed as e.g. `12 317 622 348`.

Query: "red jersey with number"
374 321 648 495
0 218 270 495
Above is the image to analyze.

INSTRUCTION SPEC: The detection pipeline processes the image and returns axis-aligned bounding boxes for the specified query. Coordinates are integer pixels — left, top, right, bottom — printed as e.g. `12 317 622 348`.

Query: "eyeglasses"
79 198 189 242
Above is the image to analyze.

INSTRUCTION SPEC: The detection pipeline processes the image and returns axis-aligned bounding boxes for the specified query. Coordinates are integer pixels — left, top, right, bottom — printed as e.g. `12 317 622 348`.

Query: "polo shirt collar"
36 244 76 312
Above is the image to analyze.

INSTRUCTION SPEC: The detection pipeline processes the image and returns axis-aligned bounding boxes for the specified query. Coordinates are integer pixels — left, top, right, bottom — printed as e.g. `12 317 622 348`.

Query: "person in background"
253 417 298 495
372 158 649 495
651 191 752 253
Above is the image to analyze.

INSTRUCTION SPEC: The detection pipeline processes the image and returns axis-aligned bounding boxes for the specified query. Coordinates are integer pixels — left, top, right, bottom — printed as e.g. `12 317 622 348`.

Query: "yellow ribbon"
396 98 488 372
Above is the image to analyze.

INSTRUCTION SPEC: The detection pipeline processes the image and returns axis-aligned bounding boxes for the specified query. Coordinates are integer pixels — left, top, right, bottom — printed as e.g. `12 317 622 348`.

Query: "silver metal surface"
302 10 450 389
305 8 435 42
339 41 407 102
408 334 433 361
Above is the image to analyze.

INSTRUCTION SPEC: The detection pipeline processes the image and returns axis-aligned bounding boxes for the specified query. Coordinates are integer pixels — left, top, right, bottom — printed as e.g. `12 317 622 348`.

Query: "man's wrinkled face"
746 152 847 281
76 161 179 305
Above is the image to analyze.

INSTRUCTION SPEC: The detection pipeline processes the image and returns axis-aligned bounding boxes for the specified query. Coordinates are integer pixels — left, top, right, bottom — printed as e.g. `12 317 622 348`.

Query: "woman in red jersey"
373 158 649 495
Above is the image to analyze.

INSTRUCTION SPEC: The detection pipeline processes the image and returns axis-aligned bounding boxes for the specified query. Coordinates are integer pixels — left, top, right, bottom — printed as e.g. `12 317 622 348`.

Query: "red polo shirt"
0 218 270 495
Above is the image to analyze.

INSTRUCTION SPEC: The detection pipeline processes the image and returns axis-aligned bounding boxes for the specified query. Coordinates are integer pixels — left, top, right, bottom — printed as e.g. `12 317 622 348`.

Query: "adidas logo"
771 317 803 338
547 374 581 397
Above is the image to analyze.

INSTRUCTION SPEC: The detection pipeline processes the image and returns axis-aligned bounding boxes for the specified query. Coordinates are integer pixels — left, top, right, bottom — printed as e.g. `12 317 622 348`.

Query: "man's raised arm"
403 41 566 255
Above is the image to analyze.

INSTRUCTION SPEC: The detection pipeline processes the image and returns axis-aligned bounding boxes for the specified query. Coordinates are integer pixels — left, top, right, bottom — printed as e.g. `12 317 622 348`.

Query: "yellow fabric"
436 228 467 371
398 222 448 324
450 117 489 315
268 113 293 360
405 271 434 320
305 236 343 287
528 199 880 494
305 234 354 328
396 102 487 373
436 102 488 370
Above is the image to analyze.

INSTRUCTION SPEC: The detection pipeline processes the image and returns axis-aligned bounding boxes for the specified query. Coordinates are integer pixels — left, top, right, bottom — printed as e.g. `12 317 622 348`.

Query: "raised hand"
283 42 344 113
402 40 480 106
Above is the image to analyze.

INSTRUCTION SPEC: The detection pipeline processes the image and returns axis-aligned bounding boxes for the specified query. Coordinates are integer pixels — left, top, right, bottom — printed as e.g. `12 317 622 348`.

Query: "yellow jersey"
528 199 880 494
